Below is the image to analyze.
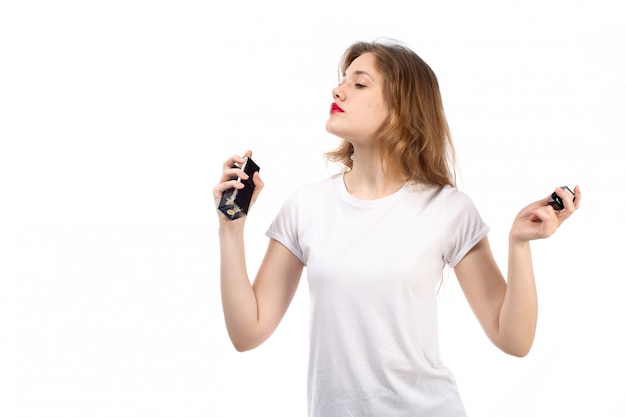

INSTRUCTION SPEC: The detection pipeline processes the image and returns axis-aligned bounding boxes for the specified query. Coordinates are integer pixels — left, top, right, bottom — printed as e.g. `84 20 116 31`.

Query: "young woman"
213 40 581 417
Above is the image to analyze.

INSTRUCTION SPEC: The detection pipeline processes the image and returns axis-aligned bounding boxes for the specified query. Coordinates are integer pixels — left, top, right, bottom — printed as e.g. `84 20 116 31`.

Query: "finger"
532 204 557 223
536 194 554 209
219 157 252 184
247 172 265 207
554 186 575 204
553 186 577 213
573 185 582 209
518 195 552 220
222 154 245 170
553 186 581 224
530 206 560 236
220 167 250 184
222 150 252 170
212 179 245 199
252 171 264 190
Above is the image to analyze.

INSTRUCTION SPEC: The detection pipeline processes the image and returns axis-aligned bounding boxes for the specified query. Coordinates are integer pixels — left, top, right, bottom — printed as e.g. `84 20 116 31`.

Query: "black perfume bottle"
218 153 260 220
547 186 575 211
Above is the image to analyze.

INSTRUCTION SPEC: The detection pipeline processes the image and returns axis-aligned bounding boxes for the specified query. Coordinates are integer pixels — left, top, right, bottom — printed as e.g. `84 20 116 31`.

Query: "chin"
325 120 345 138
324 118 334 132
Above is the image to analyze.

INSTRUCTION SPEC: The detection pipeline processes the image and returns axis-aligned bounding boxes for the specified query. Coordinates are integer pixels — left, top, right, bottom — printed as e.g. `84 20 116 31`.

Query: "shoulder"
275 174 341 213
301 173 341 191
287 174 341 200
404 184 485 229
444 186 477 206
403 183 475 207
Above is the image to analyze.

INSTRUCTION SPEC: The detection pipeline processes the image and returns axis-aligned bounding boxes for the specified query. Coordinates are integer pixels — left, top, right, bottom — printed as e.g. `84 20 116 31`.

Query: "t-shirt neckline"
336 173 410 206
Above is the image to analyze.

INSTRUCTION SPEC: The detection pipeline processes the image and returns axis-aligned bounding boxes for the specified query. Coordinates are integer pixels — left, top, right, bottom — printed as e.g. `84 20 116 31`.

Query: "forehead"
344 52 380 78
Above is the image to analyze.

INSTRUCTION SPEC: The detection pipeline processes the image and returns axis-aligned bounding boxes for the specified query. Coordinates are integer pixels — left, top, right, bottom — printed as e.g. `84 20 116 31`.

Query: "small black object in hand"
547 186 575 211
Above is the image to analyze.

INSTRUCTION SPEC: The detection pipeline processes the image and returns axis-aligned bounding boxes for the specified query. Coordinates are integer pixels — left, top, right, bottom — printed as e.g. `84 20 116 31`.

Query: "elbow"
233 344 251 353
505 346 531 358
224 324 261 352
229 333 265 353
492 322 537 357
499 339 534 358
231 338 258 353
225 322 272 352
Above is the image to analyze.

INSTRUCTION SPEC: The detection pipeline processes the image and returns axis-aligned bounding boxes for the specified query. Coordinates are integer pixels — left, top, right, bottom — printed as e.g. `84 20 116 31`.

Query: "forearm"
461 188 580 357
219 226 261 351
498 237 538 356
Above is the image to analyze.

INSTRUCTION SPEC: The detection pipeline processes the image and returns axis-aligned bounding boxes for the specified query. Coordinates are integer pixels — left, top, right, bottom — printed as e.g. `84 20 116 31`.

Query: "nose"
332 85 345 101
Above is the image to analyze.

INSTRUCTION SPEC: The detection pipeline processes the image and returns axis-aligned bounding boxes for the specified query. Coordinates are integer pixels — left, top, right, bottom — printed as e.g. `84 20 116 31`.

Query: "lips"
330 103 344 113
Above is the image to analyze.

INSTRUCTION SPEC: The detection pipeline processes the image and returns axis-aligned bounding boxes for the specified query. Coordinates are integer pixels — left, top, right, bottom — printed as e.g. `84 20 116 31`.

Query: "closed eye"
337 79 367 89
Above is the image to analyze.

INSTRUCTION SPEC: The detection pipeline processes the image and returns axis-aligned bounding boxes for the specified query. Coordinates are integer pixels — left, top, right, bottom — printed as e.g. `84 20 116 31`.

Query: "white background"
1 0 625 416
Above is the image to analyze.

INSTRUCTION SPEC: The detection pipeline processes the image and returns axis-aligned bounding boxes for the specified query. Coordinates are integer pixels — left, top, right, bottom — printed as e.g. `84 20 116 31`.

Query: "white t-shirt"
266 174 490 417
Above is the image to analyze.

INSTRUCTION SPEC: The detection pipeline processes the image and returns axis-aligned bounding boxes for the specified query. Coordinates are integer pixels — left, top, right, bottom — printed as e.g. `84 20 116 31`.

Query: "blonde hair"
325 40 456 187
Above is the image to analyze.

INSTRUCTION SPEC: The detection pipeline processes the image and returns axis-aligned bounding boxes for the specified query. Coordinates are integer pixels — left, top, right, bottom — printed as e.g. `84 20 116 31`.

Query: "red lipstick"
330 103 344 113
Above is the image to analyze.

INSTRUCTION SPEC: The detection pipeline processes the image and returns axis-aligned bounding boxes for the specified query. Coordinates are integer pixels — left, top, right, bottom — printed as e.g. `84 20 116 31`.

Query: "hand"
510 185 581 242
212 153 265 225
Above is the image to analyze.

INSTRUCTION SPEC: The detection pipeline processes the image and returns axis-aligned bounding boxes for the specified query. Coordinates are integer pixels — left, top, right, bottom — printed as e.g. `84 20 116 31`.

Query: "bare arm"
454 186 581 357
219 231 303 351
214 154 304 352
454 236 537 357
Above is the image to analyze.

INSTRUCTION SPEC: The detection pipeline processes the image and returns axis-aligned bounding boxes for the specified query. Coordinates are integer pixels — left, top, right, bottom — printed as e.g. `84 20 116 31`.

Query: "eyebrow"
342 70 376 82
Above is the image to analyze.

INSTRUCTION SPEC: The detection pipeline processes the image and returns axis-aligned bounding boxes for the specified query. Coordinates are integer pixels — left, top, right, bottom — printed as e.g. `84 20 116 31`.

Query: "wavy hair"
325 40 456 187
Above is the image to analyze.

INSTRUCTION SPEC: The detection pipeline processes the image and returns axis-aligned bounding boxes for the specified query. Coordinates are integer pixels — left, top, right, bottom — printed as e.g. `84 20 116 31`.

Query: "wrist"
509 232 530 250
218 216 246 236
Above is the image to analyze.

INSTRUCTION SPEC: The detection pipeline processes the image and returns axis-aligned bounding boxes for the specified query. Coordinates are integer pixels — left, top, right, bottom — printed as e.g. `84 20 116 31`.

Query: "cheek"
373 103 390 122
365 102 386 117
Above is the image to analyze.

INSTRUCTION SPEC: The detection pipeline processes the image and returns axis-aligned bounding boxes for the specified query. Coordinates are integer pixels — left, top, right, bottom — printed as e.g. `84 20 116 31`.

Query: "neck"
343 148 406 200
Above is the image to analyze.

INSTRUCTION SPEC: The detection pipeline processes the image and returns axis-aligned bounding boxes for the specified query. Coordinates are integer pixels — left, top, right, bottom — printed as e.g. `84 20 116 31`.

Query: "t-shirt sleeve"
444 190 490 268
265 189 306 265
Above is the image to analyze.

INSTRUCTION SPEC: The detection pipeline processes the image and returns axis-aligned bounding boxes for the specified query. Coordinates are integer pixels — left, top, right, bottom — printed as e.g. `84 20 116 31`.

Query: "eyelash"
338 82 367 89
